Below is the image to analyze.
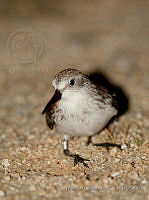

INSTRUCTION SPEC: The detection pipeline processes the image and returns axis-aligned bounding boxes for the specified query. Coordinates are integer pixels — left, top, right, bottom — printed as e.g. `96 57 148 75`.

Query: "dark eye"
69 79 75 86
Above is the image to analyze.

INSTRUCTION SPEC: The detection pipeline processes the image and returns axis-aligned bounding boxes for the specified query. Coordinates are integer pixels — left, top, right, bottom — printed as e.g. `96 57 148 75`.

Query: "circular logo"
7 30 43 65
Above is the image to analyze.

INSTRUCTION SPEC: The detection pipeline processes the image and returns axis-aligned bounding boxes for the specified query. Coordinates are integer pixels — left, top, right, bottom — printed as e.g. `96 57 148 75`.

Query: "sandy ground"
0 0 149 199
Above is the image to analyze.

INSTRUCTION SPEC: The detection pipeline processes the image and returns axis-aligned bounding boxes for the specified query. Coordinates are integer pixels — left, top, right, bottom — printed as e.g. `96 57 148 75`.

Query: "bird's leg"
63 135 70 156
86 134 121 151
86 136 92 145
62 135 90 168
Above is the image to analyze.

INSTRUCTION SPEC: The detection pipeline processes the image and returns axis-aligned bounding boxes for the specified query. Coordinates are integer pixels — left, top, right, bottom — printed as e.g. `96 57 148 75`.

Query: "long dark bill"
41 89 62 115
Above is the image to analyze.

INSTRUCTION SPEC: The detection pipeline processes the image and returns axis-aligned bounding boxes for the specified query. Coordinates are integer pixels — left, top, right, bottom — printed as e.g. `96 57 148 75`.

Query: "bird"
42 68 118 167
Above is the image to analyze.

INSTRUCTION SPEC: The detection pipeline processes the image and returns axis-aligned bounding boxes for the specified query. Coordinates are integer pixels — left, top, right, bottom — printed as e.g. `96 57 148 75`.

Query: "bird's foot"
73 154 90 168
64 149 90 168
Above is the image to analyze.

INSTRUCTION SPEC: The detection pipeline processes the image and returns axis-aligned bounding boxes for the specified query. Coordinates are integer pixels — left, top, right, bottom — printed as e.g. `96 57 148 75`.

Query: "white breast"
55 89 116 137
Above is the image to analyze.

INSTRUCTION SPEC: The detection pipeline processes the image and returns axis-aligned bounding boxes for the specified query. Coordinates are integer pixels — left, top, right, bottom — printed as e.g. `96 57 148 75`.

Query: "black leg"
86 136 121 151
86 136 92 146
63 136 90 168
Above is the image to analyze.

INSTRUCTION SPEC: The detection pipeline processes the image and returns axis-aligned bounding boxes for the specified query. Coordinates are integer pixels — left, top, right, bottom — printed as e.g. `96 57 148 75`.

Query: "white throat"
60 89 86 112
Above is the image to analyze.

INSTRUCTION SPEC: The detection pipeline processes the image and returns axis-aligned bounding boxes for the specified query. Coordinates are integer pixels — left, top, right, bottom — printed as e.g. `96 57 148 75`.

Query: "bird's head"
52 68 89 95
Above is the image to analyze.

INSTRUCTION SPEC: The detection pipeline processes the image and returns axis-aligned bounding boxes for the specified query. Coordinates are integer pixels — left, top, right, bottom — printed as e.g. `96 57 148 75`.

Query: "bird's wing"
96 85 118 110
42 89 62 130
42 89 61 115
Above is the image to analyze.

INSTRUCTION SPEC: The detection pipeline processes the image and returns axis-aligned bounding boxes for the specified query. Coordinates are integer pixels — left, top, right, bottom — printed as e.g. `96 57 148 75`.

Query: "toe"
73 154 89 168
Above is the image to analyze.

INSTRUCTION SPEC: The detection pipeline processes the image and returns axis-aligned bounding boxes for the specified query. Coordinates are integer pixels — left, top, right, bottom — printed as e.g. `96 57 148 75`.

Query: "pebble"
136 112 143 120
29 185 36 191
143 118 149 127
141 179 148 184
121 144 127 150
47 161 51 165
28 135 35 139
128 172 140 181
22 176 26 180
109 147 117 156
2 159 10 168
0 190 5 196
19 147 27 152
111 171 121 177
6 127 13 133
113 158 121 163
4 175 11 181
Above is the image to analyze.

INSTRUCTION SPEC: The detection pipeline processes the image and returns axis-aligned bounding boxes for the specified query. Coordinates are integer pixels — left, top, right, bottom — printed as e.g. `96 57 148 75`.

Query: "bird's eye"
69 79 75 86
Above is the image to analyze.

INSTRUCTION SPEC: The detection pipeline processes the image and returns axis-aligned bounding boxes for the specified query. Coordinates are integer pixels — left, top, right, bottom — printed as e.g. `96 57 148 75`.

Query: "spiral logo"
7 30 43 65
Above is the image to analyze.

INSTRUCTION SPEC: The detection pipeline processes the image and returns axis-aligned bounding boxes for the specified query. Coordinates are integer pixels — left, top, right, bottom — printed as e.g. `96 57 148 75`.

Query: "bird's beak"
41 89 62 115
